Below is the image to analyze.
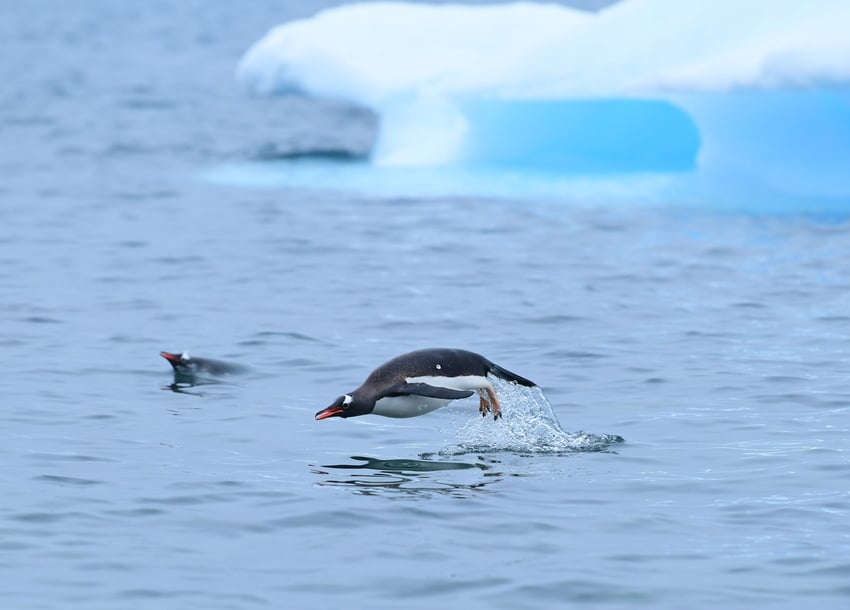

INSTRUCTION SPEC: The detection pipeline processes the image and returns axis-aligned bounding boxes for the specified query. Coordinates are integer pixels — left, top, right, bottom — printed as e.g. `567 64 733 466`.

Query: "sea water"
2 1 850 609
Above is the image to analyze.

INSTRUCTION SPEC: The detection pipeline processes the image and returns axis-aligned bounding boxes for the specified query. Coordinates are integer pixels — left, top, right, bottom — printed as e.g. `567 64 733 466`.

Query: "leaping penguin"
315 348 536 421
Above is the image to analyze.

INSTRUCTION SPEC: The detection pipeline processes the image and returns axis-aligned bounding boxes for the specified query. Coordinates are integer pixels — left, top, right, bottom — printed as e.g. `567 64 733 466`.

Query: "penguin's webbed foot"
479 388 502 421
479 396 491 417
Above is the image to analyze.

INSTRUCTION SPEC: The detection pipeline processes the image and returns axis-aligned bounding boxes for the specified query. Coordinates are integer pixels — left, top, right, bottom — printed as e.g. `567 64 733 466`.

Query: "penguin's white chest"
372 395 452 418
370 374 493 418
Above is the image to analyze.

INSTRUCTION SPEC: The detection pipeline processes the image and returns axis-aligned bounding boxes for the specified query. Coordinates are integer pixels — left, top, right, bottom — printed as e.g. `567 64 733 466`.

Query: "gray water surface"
3 2 850 609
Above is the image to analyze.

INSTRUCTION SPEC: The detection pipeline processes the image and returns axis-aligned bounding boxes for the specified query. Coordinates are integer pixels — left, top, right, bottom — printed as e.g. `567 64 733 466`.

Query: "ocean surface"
3 1 850 609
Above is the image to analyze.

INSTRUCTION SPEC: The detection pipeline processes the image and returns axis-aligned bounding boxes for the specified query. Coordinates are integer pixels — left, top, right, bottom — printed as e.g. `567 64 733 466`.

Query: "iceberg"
236 0 850 205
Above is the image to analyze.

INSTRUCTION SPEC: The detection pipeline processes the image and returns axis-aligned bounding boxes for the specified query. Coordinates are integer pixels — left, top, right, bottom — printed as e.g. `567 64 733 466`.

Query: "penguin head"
315 393 371 420
161 351 194 372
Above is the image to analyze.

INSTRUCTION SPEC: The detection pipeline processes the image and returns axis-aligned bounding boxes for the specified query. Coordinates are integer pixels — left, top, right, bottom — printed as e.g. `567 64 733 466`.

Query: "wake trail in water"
443 381 623 455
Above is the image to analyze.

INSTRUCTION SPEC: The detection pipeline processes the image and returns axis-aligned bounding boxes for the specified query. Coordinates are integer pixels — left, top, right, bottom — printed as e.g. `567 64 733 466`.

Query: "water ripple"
33 474 104 486
313 455 499 497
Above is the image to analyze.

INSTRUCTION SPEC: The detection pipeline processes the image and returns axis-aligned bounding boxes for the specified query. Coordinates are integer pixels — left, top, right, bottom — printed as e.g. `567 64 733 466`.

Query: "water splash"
444 381 623 455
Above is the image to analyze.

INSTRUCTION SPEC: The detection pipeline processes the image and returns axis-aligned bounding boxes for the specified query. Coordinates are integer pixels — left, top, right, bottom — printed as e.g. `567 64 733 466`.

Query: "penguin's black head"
315 393 371 420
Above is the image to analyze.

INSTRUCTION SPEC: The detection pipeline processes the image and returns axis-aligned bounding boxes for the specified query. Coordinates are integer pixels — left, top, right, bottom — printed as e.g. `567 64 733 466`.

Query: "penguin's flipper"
386 383 475 400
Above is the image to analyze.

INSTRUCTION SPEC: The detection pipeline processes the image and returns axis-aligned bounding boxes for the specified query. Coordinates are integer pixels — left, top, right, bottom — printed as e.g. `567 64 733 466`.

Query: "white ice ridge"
239 0 850 101
237 1 850 197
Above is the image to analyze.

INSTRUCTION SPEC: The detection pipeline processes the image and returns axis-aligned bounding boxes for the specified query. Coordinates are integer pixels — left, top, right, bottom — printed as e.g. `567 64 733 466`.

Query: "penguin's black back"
361 348 535 388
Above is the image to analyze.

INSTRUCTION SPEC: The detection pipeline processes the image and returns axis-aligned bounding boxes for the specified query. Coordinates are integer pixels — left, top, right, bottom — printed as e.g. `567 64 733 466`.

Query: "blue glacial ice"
234 0 850 208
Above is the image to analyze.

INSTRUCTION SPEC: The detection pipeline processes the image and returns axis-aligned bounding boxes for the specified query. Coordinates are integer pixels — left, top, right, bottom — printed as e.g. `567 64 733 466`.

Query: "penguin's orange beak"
315 406 345 420
161 351 182 363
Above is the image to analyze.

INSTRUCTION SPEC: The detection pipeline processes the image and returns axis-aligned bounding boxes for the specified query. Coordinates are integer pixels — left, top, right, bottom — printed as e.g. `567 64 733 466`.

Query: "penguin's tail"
487 360 536 388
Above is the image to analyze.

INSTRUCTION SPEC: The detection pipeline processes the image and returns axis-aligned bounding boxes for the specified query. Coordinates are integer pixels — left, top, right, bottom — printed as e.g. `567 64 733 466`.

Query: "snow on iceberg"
237 0 850 201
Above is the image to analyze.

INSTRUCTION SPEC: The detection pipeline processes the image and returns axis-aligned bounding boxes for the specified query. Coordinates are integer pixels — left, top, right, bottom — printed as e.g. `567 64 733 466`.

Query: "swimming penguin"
315 348 536 421
160 351 246 379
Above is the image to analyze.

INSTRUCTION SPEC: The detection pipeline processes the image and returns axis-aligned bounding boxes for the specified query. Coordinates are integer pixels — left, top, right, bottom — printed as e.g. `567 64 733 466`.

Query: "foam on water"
444 381 623 455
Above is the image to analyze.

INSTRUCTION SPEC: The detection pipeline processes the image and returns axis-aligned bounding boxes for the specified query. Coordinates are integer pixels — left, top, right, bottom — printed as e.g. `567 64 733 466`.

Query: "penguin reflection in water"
315 348 536 422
